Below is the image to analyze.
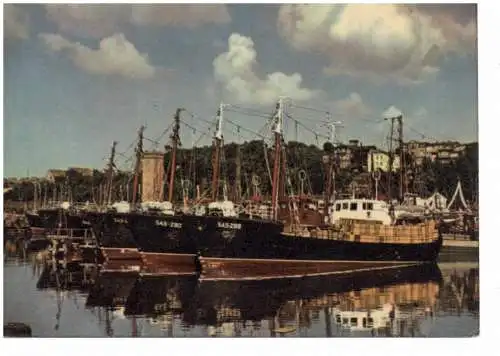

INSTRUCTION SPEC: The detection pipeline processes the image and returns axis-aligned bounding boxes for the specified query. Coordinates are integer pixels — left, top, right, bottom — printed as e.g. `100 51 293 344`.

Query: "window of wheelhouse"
363 317 374 328
336 203 341 211
362 202 374 210
342 203 348 210
350 202 358 211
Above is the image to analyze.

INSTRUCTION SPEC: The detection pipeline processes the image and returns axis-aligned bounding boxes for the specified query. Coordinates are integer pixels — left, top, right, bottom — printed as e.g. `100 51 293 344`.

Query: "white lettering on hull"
217 221 242 230
155 220 182 229
113 218 128 224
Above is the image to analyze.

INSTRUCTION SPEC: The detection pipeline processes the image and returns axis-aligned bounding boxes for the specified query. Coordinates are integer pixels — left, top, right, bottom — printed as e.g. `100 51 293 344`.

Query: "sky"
3 3 477 177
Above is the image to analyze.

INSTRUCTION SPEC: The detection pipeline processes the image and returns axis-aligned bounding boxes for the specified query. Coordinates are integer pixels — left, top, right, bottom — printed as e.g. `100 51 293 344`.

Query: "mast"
271 98 284 221
105 141 117 205
168 109 183 202
33 182 38 212
279 140 287 203
322 153 332 223
211 103 224 201
387 117 395 202
131 126 145 205
397 115 406 199
43 182 48 208
323 120 342 221
235 144 241 201
235 127 242 201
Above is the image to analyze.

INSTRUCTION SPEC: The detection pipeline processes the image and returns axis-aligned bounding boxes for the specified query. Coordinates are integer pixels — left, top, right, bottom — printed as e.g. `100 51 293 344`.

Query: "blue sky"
4 3 477 177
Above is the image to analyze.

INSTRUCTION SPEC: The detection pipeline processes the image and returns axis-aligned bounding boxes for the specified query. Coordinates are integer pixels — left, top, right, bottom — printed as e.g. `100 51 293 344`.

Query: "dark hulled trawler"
25 180 88 238
127 109 195 268
193 99 443 280
86 111 192 265
84 136 141 262
183 103 284 263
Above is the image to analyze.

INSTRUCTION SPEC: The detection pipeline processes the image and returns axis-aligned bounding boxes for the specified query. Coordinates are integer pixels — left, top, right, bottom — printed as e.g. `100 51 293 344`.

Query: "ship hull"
85 211 196 264
130 214 193 253
140 252 198 273
197 231 442 280
100 247 142 261
26 209 85 231
128 214 198 268
25 212 45 229
84 211 140 261
184 215 284 258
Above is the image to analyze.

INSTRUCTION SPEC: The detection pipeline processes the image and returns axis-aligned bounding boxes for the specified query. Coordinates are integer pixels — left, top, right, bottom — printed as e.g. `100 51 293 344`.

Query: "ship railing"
240 205 273 220
286 219 438 244
45 227 94 241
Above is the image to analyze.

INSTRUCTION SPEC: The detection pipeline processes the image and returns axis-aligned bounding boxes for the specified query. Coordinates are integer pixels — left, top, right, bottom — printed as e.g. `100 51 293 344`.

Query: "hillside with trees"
4 141 478 210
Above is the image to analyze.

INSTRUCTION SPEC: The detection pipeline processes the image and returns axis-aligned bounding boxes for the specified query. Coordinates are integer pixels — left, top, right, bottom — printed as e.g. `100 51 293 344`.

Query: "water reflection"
3 238 479 337
181 264 441 337
438 267 479 316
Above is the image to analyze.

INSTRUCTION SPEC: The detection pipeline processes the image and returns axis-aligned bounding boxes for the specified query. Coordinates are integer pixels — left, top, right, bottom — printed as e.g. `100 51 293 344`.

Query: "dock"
439 235 478 263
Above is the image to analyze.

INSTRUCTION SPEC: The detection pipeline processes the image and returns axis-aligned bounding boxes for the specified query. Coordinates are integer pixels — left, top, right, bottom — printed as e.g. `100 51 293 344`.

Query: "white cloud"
213 33 318 106
330 92 370 118
39 33 155 79
45 4 230 38
382 106 403 119
4 4 29 40
277 4 476 85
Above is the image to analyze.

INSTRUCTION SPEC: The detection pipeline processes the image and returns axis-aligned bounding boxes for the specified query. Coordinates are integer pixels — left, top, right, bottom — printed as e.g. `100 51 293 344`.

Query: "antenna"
323 118 344 146
273 97 285 135
215 102 226 140
384 112 404 202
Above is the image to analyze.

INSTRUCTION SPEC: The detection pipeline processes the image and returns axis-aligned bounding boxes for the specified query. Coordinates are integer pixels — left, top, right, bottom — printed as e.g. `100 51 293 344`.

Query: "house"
67 167 94 177
367 150 401 172
46 169 67 183
335 139 375 172
407 140 467 166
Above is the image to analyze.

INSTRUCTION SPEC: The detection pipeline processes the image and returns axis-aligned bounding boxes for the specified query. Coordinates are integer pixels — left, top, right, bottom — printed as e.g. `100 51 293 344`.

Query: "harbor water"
3 244 478 338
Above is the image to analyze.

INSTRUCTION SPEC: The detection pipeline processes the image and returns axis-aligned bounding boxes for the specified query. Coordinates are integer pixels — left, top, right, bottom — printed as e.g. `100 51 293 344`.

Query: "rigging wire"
286 113 329 141
225 107 275 120
226 104 275 117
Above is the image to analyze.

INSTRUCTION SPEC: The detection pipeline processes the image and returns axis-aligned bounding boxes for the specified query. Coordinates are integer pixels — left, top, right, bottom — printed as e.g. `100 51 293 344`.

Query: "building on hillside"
68 167 94 177
4 177 20 186
46 169 67 183
335 139 376 172
367 150 401 173
406 140 467 166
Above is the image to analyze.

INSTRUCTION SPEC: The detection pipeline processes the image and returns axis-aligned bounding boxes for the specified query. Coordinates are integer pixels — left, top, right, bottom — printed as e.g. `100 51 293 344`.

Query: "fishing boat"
128 109 196 268
84 138 141 262
196 99 443 280
86 117 194 264
25 200 88 239
183 103 284 266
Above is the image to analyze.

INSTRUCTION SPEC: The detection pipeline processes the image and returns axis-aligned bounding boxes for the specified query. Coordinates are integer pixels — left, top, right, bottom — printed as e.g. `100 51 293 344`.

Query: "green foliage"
4 141 479 204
